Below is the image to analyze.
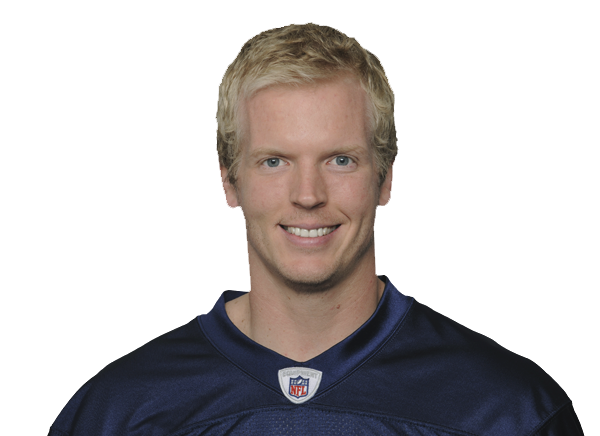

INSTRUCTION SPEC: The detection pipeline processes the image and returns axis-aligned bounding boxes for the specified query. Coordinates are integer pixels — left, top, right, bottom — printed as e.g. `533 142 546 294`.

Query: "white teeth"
284 226 337 238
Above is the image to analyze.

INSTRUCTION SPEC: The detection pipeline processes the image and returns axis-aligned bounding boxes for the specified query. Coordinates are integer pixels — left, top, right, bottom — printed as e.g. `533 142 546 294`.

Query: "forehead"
241 77 369 155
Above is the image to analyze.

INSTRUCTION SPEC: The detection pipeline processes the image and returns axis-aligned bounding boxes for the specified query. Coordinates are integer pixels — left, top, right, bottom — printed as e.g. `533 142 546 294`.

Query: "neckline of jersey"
198 275 413 399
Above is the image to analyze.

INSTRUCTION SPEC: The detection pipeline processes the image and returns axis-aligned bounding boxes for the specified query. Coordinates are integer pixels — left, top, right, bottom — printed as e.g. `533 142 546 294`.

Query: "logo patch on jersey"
289 376 309 399
278 367 322 404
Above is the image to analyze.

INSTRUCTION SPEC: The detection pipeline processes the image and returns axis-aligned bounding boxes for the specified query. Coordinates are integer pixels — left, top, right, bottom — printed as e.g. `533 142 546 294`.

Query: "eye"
263 158 283 168
331 156 353 166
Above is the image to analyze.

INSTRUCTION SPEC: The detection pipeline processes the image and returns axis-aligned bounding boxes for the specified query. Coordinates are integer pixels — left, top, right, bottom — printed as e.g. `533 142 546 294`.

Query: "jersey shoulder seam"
525 399 573 436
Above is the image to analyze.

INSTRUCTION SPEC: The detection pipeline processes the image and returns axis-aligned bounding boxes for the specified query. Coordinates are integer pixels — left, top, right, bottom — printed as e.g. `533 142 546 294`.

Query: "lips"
281 225 339 238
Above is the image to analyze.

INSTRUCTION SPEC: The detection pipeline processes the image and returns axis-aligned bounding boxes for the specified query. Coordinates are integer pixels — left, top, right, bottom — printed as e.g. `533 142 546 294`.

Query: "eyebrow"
248 145 369 160
248 148 285 159
329 145 369 157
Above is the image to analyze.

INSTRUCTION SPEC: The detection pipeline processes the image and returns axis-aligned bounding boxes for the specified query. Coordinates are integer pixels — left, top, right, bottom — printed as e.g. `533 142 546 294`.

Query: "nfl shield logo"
288 376 309 399
278 367 323 404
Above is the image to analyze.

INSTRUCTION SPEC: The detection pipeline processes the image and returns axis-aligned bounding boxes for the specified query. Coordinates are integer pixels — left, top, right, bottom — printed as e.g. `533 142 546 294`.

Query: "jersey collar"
198 276 413 400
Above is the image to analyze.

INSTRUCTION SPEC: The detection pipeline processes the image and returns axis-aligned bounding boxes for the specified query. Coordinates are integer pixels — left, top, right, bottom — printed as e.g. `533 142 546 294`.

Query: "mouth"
281 225 340 238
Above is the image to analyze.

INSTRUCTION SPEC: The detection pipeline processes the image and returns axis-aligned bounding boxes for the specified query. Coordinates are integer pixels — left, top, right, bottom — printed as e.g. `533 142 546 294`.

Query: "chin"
275 262 345 294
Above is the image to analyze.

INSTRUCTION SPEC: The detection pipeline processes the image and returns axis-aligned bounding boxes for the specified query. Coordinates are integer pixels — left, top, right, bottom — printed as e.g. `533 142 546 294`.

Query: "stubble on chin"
279 264 345 294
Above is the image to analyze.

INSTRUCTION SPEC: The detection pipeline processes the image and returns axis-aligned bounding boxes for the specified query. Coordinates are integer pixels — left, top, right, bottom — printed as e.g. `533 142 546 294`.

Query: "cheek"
334 176 378 216
242 180 284 217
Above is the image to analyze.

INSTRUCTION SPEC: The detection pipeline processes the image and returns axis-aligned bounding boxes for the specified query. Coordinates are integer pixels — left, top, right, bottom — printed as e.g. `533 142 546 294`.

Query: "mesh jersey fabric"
48 277 584 436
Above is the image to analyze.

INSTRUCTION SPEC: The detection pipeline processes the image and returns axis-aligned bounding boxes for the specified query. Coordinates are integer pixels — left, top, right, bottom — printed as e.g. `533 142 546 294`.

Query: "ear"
221 166 240 208
378 166 393 206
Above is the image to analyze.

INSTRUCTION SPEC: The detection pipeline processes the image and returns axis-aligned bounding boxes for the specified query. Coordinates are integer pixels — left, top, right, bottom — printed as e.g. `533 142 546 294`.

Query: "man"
49 24 584 435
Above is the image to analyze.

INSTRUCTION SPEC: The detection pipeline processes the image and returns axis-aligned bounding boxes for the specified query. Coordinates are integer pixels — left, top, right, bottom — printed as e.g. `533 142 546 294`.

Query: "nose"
290 163 327 210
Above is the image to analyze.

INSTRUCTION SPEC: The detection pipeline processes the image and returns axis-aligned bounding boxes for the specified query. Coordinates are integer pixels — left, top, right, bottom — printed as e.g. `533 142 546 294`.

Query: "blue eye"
265 158 281 167
333 156 352 166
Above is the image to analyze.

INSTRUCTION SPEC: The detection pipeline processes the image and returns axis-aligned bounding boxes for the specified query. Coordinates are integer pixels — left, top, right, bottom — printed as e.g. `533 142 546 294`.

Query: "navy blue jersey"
48 277 583 435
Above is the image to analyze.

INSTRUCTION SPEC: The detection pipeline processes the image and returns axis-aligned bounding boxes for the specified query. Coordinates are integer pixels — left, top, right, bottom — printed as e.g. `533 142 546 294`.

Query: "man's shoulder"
321 299 573 435
401 301 564 392
93 318 212 381
327 297 569 395
49 318 231 436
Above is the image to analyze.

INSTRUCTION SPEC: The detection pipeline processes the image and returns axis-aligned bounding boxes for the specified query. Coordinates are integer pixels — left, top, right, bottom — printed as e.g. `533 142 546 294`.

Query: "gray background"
48 23 584 421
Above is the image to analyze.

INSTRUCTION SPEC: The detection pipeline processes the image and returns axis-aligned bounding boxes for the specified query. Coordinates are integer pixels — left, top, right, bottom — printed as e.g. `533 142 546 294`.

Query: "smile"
282 225 339 238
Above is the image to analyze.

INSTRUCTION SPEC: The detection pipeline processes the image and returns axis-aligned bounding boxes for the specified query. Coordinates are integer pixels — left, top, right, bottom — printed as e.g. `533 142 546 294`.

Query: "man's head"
217 24 396 292
217 23 397 187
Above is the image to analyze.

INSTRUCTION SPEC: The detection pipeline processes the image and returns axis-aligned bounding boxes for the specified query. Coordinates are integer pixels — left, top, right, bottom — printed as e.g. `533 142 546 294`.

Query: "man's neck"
225 260 384 362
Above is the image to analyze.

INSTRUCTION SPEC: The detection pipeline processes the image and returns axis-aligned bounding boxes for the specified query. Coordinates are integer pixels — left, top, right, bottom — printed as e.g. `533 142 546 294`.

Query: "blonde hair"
217 23 396 185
